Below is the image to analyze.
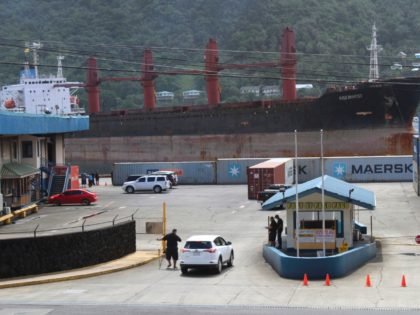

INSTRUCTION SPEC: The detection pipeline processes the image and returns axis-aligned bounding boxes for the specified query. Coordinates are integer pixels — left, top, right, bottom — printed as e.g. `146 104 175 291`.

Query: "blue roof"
262 175 376 210
0 111 89 135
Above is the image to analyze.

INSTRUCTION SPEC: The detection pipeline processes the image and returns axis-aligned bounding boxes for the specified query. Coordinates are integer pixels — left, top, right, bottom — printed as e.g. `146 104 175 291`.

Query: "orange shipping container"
247 158 294 200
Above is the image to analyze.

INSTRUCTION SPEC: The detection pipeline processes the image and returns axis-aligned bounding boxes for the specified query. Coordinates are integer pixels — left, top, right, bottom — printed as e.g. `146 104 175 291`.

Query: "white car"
122 175 171 193
179 235 234 274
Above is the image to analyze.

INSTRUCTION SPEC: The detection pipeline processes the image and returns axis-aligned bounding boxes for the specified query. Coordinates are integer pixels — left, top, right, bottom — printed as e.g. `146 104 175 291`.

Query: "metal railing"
0 212 139 239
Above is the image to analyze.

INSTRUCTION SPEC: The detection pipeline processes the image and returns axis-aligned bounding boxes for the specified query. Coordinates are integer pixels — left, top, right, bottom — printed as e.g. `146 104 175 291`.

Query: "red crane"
78 27 297 114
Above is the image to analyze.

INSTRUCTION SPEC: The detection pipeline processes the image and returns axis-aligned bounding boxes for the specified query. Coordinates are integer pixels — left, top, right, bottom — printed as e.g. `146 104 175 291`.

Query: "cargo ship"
1 29 420 173
65 76 420 173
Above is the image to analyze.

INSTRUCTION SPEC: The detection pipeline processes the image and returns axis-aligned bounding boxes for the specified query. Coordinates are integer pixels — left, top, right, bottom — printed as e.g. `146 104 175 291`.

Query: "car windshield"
184 241 212 249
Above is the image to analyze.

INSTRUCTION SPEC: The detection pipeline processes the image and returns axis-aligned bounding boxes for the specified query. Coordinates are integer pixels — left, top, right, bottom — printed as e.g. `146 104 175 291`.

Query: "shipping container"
413 136 420 195
324 156 413 182
247 158 294 199
296 157 321 183
216 158 269 184
112 161 216 185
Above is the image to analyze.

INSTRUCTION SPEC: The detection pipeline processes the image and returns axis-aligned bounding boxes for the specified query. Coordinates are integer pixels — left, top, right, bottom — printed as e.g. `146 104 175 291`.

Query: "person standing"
158 229 182 269
95 172 100 186
267 217 277 247
91 173 96 185
275 214 284 249
81 173 87 188
88 174 93 187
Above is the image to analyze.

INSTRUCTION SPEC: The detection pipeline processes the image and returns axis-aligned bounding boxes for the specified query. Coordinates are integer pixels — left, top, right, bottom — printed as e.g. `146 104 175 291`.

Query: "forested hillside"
0 0 419 110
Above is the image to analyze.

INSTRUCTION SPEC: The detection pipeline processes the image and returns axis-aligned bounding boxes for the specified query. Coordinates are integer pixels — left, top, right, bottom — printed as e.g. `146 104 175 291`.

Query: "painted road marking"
119 206 127 209
62 289 87 294
239 205 245 209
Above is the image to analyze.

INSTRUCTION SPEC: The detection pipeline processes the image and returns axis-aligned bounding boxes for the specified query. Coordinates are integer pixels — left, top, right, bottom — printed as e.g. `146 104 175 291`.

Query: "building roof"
0 162 39 179
262 175 376 210
249 158 292 169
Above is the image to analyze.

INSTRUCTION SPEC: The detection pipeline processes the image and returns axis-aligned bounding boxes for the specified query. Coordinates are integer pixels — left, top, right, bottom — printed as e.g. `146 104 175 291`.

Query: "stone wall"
0 221 136 279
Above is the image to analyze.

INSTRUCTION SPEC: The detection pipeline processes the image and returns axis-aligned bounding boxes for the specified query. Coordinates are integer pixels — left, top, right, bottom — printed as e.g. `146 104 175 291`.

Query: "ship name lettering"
351 163 412 174
339 94 363 101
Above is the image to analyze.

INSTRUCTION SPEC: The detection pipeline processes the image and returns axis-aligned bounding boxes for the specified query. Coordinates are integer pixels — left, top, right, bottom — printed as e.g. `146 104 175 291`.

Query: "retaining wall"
0 221 136 279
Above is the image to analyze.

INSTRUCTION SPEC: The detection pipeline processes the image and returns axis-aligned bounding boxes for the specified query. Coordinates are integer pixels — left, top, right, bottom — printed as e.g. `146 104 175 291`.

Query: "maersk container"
324 156 413 182
413 135 420 195
216 158 269 184
297 157 321 183
247 158 294 200
112 161 216 185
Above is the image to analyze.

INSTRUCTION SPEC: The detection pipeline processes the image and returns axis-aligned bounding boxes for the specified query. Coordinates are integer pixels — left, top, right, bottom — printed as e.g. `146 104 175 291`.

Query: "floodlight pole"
294 130 300 257
321 129 326 256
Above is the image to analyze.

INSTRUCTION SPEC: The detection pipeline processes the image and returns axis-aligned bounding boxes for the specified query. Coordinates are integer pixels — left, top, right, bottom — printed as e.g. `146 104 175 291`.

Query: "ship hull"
65 127 414 173
65 78 420 172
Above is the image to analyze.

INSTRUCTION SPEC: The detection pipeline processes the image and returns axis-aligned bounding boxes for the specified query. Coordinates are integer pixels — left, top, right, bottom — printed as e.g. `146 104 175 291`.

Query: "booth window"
22 141 33 158
294 210 344 238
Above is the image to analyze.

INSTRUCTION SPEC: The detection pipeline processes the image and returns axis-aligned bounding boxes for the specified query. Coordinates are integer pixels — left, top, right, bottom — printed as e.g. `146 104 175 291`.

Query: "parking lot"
0 181 420 309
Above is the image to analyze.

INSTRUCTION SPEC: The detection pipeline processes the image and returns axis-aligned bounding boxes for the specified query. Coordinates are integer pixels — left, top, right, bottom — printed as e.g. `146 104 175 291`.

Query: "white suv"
180 235 234 274
122 175 171 194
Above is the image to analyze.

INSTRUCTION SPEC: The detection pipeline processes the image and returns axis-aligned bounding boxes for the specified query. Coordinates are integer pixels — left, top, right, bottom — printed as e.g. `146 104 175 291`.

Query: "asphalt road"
1 304 419 315
0 182 419 312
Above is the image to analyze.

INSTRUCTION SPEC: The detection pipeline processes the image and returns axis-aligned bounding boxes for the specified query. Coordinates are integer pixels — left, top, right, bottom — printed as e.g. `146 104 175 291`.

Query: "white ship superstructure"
0 43 84 115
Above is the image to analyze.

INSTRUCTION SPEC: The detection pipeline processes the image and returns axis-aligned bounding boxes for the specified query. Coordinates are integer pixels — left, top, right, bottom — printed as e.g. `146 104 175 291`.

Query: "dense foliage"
0 0 419 110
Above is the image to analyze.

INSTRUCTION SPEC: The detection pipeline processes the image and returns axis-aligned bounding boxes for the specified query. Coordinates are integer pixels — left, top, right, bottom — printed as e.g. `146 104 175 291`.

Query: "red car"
48 189 97 206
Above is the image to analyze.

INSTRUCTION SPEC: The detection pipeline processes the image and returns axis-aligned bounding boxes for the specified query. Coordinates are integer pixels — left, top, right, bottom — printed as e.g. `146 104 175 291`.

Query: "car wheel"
227 251 234 267
181 267 188 274
215 257 223 274
82 199 91 206
54 200 61 206
126 186 134 194
153 186 162 193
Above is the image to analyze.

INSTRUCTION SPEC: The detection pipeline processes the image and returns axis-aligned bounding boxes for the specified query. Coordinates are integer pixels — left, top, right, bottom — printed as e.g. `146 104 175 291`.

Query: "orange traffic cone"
365 274 371 287
325 273 331 286
303 273 309 286
401 275 407 287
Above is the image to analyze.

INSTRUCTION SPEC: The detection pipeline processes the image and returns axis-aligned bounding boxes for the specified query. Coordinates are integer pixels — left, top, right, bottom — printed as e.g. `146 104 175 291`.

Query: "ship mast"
57 55 64 78
26 41 42 79
367 23 382 81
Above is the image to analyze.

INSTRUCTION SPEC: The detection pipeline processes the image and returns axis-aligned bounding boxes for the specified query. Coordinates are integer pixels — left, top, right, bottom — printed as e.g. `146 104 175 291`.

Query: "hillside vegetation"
0 0 419 110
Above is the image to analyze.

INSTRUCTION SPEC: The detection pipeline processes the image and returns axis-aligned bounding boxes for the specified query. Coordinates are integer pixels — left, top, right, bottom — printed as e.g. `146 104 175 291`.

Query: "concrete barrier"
263 242 377 279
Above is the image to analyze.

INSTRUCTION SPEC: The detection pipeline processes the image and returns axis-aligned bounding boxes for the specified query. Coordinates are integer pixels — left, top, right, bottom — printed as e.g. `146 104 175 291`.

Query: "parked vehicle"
125 174 145 182
257 184 292 206
122 175 171 193
179 235 234 274
48 189 97 206
150 170 178 187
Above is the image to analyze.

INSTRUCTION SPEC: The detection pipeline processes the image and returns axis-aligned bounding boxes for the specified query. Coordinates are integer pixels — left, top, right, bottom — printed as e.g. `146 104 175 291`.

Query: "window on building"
22 141 33 158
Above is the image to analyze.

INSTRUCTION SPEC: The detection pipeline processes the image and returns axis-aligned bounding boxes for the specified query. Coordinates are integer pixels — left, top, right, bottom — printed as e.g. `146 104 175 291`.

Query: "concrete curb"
0 251 160 289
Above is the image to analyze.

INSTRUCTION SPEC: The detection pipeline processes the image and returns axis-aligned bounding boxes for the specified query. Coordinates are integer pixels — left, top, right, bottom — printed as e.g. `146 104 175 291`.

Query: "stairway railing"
63 165 71 192
46 167 55 197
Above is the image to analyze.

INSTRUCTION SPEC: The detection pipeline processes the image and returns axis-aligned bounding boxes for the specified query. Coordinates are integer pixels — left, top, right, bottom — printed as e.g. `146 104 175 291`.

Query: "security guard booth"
262 175 376 252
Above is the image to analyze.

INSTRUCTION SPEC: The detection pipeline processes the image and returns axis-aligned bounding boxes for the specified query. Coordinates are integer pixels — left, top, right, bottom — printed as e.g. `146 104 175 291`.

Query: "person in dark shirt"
159 229 182 269
267 217 277 247
275 214 284 249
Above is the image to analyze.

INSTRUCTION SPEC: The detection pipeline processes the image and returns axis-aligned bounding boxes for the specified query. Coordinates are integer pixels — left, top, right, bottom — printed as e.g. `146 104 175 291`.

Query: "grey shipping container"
113 161 216 185
413 135 419 195
296 157 321 183
324 156 413 182
216 158 269 184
